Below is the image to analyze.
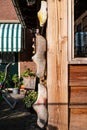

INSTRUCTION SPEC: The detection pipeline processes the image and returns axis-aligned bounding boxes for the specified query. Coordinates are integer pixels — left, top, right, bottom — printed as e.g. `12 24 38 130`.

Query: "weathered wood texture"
69 87 87 105
69 108 87 130
69 65 87 130
69 65 87 86
47 0 68 130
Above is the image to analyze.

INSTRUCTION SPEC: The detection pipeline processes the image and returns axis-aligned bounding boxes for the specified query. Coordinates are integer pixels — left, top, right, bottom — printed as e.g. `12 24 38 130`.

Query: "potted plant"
0 71 12 88
19 77 25 89
21 68 36 90
12 74 19 94
21 68 35 77
24 90 38 112
0 71 5 82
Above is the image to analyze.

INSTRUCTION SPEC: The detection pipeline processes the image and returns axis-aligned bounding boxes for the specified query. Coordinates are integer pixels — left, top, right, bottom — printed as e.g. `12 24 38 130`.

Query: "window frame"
68 0 87 64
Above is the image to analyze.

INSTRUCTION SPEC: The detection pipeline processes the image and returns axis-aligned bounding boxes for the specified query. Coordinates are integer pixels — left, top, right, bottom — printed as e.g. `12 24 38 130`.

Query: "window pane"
74 0 87 57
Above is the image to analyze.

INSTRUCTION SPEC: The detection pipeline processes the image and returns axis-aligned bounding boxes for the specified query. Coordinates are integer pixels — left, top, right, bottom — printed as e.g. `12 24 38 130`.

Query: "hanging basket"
26 0 36 6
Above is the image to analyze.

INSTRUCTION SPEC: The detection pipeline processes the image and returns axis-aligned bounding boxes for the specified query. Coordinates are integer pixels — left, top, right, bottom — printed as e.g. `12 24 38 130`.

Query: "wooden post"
47 0 68 130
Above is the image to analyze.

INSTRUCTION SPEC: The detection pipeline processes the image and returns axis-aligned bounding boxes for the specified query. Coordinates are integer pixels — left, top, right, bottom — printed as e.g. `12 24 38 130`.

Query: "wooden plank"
47 0 60 129
69 108 87 130
69 86 87 104
69 65 87 86
69 81 87 86
69 105 87 108
47 0 68 130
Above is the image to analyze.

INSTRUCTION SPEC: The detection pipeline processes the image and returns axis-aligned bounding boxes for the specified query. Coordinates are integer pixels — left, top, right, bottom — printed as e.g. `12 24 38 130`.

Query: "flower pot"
20 85 25 89
13 88 19 94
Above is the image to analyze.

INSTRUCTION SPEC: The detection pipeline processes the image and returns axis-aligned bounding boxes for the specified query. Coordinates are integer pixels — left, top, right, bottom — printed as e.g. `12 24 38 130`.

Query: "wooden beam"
47 0 68 130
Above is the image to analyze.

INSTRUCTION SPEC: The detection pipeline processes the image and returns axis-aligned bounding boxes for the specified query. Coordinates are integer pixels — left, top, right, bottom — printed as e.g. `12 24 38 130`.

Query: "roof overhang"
11 0 40 29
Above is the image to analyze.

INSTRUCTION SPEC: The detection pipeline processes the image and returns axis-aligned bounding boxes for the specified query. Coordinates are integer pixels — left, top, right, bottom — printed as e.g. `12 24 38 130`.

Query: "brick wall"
20 61 36 74
0 0 18 21
20 28 36 74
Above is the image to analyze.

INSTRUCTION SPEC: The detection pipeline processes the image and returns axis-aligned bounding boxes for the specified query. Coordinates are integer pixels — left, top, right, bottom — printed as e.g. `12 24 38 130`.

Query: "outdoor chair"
0 62 16 109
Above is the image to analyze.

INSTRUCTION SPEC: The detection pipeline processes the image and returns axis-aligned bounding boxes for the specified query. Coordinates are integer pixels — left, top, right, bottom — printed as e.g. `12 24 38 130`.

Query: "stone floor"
0 92 46 130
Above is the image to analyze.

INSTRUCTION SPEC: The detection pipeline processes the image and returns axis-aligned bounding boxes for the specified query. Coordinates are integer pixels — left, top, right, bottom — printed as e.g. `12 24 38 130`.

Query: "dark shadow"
0 94 73 130
20 28 33 61
48 124 58 130
0 95 41 130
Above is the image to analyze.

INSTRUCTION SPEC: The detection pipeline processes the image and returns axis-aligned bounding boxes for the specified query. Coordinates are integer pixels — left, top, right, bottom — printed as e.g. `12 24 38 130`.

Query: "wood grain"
69 86 87 104
69 108 87 130
47 0 68 130
69 65 87 86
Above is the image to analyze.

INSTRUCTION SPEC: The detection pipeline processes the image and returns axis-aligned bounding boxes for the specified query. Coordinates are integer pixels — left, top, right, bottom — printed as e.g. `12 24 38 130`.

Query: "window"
68 0 87 63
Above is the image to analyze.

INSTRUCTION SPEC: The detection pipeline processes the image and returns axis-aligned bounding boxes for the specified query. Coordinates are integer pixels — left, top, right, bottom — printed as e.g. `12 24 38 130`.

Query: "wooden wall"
69 65 87 130
47 0 87 130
